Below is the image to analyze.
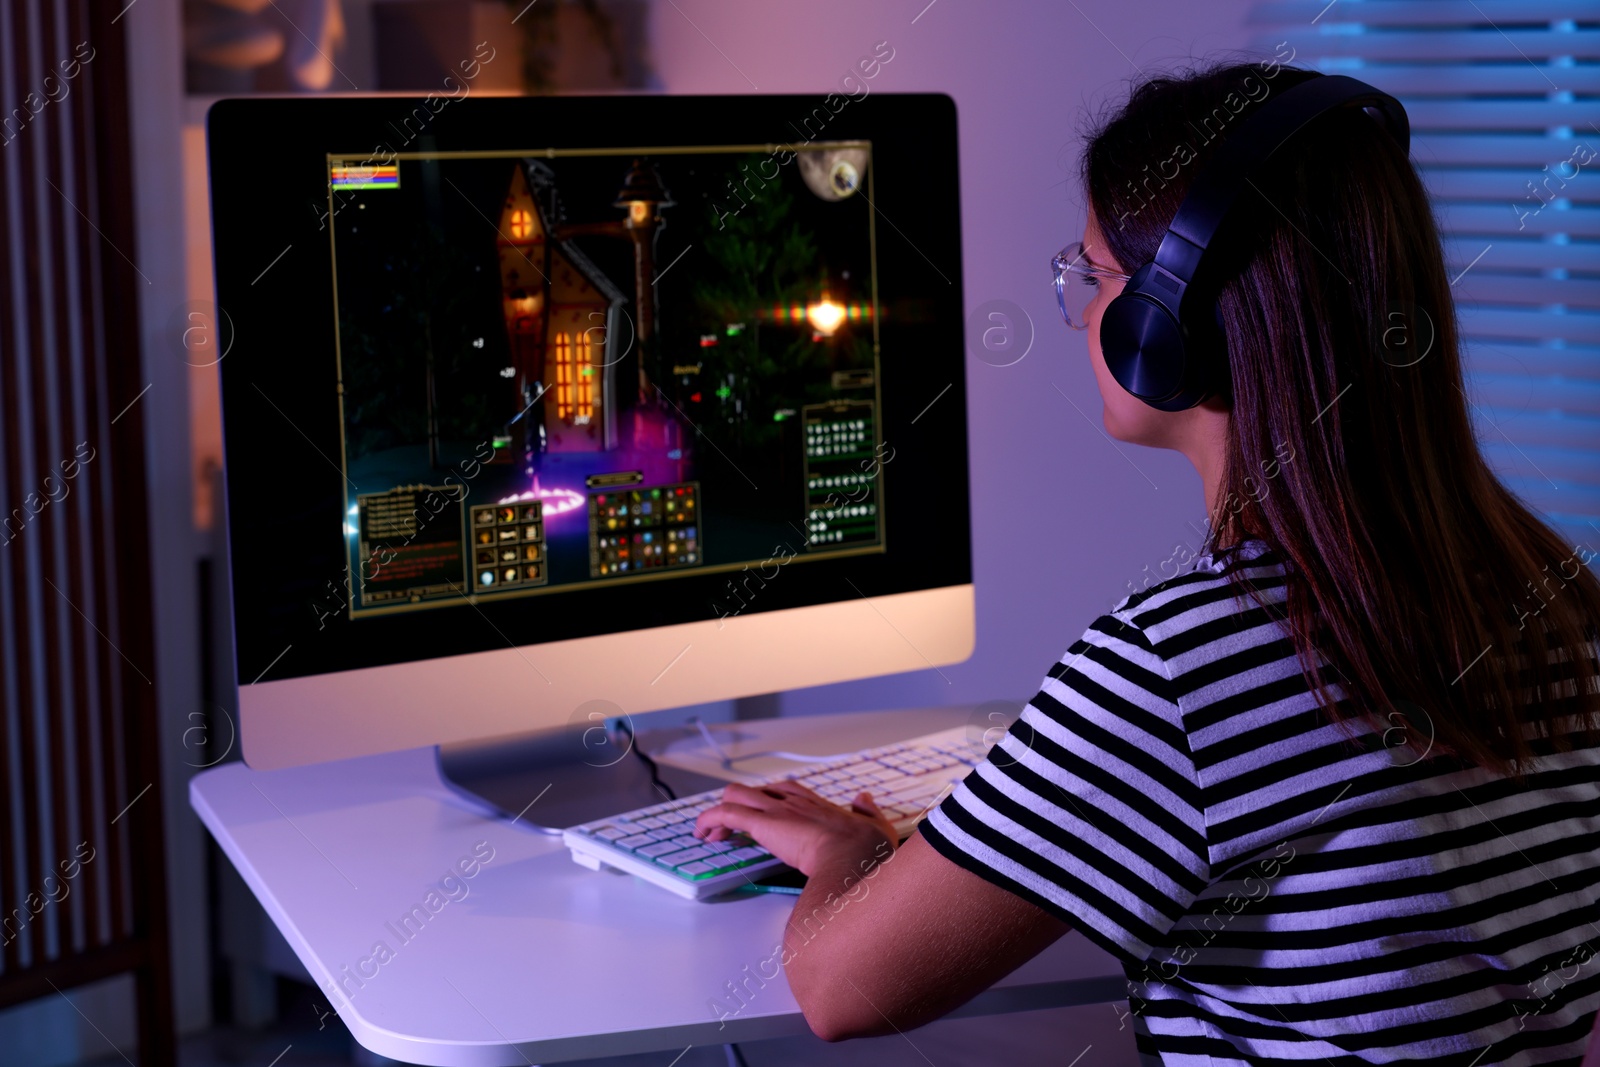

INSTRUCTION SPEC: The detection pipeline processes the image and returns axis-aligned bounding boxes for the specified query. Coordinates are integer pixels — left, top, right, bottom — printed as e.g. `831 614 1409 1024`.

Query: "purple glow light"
498 486 587 518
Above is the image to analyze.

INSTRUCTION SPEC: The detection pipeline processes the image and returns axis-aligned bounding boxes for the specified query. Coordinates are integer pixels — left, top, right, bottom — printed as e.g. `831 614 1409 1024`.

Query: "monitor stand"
436 723 731 834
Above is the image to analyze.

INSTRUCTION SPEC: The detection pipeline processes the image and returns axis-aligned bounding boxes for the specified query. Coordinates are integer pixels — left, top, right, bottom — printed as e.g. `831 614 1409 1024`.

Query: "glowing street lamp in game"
613 160 674 397
806 292 846 337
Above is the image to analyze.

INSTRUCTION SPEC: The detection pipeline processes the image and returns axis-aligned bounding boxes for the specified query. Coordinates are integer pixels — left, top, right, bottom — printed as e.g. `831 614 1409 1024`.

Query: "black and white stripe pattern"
921 541 1600 1066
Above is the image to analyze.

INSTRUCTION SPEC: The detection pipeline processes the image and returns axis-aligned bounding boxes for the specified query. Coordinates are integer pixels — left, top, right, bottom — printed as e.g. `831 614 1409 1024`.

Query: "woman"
695 60 1600 1064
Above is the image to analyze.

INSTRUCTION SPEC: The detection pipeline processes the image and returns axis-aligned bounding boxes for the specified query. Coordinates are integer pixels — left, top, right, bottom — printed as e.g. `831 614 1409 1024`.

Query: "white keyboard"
562 726 985 900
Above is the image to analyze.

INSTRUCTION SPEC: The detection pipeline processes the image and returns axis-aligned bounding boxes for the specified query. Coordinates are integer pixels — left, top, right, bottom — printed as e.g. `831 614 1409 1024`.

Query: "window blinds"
1249 0 1600 554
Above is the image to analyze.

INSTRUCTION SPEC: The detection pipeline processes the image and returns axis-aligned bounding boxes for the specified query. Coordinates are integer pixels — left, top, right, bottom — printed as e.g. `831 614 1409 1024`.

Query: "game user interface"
328 142 887 619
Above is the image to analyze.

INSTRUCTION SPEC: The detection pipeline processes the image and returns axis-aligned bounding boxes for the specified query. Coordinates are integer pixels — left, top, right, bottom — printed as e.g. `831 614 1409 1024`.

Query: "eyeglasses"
1051 241 1132 331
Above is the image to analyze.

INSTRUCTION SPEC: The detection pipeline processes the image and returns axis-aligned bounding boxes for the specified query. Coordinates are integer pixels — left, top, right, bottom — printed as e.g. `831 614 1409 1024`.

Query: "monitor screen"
209 93 971 765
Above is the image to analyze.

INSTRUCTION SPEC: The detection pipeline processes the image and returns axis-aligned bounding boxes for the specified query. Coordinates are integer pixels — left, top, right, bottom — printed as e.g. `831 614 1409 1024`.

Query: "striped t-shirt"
920 539 1600 1066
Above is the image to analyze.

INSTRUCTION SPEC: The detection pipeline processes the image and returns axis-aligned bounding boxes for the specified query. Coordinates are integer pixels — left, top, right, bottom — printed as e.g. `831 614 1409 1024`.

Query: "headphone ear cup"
1100 288 1190 404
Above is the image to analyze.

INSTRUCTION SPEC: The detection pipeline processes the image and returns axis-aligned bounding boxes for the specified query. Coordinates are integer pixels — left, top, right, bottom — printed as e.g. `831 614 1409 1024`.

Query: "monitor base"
435 724 730 833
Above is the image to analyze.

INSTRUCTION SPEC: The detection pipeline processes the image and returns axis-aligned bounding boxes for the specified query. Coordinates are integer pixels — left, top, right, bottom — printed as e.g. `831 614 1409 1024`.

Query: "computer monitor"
209 93 973 806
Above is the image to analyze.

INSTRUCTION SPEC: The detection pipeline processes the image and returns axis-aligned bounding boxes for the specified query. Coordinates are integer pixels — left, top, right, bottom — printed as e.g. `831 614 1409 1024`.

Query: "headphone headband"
1155 73 1409 291
1098 70 1410 412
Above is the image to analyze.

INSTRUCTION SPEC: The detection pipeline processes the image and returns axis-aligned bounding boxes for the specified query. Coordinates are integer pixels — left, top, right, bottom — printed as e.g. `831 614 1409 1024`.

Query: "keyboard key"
729 846 769 862
667 835 700 850
895 778 953 800
616 834 654 849
678 861 715 877
656 846 712 867
647 828 680 841
593 826 626 841
636 841 680 858
703 840 734 853
703 853 743 869
635 817 666 829
673 848 715 866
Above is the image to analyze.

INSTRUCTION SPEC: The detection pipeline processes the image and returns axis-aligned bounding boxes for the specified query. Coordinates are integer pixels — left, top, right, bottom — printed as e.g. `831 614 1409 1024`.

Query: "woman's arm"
695 781 1073 1041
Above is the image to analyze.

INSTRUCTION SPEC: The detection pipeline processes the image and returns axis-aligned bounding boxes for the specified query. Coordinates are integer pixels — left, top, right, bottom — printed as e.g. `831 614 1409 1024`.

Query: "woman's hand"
693 780 897 876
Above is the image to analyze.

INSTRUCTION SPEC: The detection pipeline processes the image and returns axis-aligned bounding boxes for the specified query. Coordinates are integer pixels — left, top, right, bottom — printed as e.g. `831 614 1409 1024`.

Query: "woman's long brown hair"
1081 60 1600 775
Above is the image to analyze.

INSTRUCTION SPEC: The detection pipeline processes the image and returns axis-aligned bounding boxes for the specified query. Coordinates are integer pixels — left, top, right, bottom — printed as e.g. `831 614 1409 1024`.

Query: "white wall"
126 0 216 1042
646 0 1264 717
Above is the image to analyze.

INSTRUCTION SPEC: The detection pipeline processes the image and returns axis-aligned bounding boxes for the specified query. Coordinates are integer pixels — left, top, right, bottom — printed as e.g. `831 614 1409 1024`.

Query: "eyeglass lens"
1057 244 1109 330
1061 267 1105 330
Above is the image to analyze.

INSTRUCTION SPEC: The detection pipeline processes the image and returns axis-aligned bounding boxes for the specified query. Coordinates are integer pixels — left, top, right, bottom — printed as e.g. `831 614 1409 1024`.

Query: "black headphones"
1099 73 1410 411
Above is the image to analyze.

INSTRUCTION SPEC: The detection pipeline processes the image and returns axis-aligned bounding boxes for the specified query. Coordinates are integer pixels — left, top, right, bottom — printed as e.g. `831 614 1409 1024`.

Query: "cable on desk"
616 719 676 801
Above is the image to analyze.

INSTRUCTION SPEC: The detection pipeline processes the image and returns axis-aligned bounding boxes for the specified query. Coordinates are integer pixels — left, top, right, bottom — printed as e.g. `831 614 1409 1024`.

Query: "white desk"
190 708 1126 1066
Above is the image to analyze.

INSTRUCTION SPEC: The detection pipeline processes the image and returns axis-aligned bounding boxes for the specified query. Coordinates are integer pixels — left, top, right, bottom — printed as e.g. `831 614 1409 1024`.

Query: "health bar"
330 164 399 190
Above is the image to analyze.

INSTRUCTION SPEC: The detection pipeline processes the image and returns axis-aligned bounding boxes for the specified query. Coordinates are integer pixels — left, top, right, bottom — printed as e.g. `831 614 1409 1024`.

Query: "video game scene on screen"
326 141 891 620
